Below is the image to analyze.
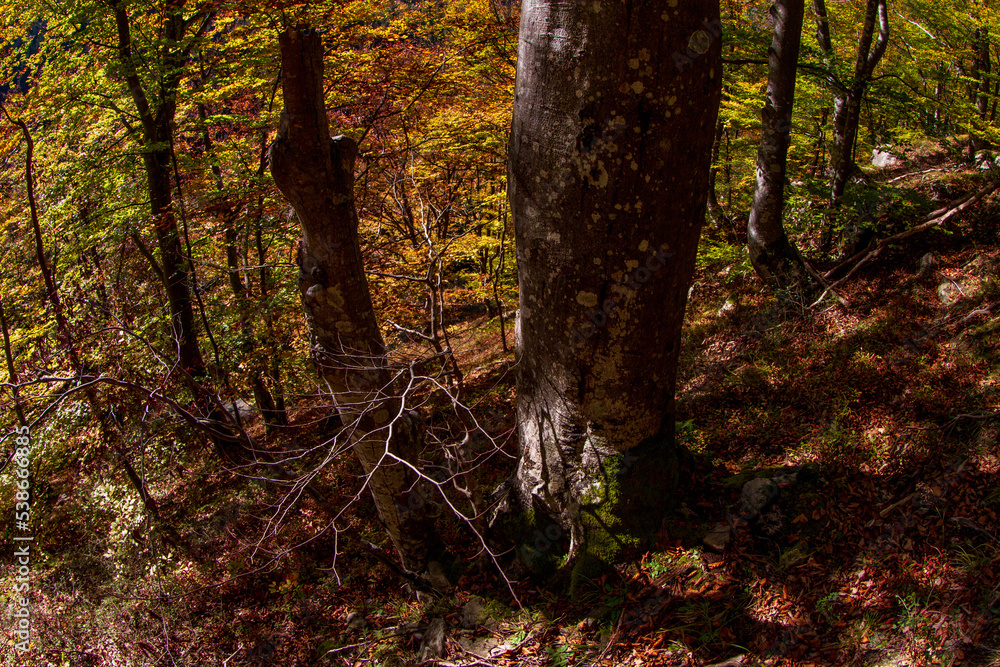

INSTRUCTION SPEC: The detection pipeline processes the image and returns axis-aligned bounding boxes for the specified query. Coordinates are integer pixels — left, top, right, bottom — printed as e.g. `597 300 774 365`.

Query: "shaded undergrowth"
4 165 1000 667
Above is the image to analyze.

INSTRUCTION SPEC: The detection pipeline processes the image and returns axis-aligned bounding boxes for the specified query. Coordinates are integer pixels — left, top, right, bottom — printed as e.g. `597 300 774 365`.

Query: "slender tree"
969 25 991 155
2 104 179 538
106 1 261 468
747 0 809 287
829 0 889 204
109 0 213 382
507 0 721 588
196 98 287 430
0 298 26 429
707 117 739 243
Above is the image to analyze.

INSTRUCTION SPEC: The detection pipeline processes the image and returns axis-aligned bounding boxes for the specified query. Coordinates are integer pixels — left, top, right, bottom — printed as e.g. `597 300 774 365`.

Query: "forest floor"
10 149 1000 667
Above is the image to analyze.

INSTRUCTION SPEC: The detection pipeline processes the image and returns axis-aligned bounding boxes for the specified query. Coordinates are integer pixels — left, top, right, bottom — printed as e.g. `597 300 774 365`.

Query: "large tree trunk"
508 0 721 589
747 0 808 287
829 0 888 205
269 28 435 573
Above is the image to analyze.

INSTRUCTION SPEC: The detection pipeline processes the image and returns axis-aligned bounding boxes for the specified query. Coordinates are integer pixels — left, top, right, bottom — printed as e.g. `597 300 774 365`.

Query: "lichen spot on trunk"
326 285 347 308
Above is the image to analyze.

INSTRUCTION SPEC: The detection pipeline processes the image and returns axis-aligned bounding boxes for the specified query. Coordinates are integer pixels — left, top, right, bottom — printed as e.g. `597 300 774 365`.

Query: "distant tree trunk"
197 102 287 430
110 1 211 383
707 118 738 243
990 78 999 123
255 218 289 425
810 0 834 178
811 0 833 55
970 27 991 155
935 72 946 134
0 298 26 428
810 107 829 174
508 0 721 589
829 0 888 205
270 28 435 573
251 125 289 426
747 0 808 288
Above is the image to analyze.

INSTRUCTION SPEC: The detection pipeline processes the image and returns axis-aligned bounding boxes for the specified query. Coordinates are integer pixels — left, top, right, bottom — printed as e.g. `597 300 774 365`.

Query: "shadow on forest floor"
10 167 1000 667
609 173 1000 666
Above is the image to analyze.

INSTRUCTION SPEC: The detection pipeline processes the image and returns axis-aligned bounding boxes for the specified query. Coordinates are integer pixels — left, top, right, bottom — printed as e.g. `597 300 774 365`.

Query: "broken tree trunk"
269 27 436 573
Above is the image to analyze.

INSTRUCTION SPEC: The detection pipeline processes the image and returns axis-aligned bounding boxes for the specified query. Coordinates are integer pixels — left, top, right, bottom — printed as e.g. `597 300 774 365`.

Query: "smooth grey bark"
747 0 808 287
811 0 833 55
508 0 721 584
269 28 435 573
829 0 888 205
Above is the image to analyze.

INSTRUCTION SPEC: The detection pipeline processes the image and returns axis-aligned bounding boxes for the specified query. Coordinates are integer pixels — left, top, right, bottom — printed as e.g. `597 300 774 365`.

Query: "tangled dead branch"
810 178 1000 308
